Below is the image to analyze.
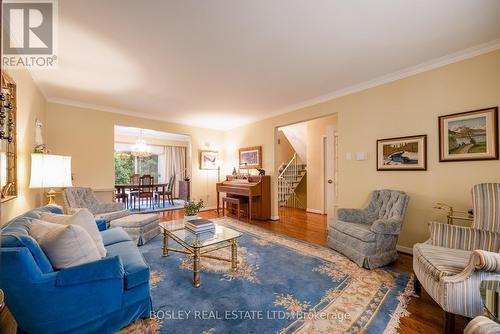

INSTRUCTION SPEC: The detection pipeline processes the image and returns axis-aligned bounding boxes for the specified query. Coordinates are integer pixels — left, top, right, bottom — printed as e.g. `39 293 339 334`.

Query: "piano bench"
222 197 248 220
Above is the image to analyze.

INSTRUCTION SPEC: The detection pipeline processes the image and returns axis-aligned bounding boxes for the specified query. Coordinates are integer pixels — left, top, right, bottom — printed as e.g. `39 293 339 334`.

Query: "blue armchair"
0 205 152 334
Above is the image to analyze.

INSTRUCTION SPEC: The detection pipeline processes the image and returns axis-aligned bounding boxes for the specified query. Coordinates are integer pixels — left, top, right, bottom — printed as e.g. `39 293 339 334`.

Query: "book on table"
186 219 215 233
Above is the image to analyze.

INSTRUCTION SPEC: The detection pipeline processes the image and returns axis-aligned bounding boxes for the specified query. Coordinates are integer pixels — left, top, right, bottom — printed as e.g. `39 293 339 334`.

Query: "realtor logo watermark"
2 0 58 68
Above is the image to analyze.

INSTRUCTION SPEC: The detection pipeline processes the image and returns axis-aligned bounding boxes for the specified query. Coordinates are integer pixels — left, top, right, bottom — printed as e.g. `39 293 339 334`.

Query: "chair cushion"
96 210 131 222
101 228 132 246
105 240 149 290
414 243 471 281
110 214 159 228
331 219 376 242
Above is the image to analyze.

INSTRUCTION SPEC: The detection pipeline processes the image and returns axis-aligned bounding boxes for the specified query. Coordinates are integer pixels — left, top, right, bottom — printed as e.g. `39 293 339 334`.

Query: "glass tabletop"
480 276 500 324
159 219 241 249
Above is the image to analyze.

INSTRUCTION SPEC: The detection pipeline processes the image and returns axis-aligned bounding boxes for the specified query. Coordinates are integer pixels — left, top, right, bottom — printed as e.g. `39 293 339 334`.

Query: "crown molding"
46 39 500 131
263 38 500 122
47 98 174 123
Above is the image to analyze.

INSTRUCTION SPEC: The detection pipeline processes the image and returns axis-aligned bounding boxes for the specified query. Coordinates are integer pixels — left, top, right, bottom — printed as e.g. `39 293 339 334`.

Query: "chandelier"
131 138 151 158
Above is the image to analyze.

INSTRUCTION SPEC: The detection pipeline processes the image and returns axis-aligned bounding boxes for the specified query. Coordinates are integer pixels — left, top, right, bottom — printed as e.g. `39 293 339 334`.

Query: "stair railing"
277 153 305 208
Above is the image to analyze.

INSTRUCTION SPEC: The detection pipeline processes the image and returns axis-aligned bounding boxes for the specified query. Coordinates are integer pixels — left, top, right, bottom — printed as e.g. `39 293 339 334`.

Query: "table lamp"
29 154 72 205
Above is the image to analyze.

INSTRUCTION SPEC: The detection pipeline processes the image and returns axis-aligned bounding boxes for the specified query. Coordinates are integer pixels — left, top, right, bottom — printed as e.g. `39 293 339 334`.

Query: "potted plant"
184 199 204 221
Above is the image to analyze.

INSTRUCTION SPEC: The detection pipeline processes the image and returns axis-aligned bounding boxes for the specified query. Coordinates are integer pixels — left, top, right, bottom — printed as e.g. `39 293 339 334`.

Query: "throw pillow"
29 219 101 270
41 208 106 257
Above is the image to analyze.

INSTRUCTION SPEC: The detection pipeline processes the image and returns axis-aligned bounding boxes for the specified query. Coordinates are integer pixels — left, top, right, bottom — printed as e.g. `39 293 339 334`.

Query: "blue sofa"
0 205 152 334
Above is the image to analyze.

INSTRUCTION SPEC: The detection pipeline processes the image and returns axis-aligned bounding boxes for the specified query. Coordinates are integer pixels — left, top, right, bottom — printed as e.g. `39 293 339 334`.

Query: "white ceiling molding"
47 39 500 131
268 38 500 120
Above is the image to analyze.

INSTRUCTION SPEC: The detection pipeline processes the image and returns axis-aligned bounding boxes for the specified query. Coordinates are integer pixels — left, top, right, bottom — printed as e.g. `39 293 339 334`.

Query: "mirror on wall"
1 72 17 202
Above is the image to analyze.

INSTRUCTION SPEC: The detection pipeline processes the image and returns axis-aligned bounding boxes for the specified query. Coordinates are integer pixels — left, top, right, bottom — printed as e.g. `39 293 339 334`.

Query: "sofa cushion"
414 243 471 281
101 228 132 246
30 219 101 270
41 208 107 257
105 240 149 290
331 219 376 242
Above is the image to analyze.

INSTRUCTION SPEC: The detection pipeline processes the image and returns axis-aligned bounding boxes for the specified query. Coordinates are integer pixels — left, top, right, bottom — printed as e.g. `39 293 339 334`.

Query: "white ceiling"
33 0 500 130
114 125 190 142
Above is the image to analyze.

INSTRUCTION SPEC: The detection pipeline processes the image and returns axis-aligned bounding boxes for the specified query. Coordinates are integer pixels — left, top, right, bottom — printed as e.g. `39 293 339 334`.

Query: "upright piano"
216 175 271 220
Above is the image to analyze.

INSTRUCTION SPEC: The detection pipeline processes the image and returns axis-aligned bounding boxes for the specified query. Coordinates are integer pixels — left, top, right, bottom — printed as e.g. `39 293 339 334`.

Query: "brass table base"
161 229 239 288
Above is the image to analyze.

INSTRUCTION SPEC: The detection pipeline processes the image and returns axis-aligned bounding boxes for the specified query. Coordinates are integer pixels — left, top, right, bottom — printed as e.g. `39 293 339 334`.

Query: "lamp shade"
29 154 73 188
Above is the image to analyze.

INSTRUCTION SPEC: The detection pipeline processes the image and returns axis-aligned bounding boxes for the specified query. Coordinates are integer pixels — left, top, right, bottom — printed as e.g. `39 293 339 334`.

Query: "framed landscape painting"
199 150 218 170
239 146 262 169
439 107 498 162
377 135 427 171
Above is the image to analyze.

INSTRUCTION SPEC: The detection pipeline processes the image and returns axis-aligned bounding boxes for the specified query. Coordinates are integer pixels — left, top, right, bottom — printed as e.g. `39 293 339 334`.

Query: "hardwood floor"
160 207 468 334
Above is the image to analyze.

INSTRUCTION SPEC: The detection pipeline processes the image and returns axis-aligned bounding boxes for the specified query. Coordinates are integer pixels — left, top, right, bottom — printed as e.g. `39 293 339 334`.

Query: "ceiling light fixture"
131 131 151 158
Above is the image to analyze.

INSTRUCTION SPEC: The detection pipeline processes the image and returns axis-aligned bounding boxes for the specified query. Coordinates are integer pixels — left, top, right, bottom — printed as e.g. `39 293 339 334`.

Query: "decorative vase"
184 214 198 222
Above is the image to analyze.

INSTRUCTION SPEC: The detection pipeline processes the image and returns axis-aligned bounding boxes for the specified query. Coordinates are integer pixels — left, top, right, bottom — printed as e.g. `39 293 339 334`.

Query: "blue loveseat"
0 205 152 334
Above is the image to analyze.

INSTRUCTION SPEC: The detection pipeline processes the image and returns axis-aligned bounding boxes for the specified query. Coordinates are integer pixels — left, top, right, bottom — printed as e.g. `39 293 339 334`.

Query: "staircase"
278 153 307 208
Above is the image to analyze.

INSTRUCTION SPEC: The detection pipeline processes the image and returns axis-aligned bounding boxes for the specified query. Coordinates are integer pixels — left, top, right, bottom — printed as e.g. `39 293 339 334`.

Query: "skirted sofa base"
0 205 152 334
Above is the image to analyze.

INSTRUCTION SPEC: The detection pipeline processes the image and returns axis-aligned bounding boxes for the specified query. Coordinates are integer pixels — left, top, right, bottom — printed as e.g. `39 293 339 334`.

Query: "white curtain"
160 146 186 198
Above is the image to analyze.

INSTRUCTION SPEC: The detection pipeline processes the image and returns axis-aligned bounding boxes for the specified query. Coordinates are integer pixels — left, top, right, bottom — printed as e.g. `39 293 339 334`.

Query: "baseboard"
396 245 413 255
306 208 324 215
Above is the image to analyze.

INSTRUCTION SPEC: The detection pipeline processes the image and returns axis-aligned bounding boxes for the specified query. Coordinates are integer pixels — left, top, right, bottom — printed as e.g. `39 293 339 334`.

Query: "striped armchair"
413 183 500 334
464 316 500 334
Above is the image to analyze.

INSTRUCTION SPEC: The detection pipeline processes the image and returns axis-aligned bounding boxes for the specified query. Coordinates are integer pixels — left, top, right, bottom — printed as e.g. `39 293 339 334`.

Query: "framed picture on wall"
199 150 218 170
439 107 498 162
239 146 262 169
377 135 427 171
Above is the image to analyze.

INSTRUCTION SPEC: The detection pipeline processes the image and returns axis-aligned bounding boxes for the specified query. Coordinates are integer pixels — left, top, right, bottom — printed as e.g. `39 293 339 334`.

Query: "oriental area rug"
119 217 414 334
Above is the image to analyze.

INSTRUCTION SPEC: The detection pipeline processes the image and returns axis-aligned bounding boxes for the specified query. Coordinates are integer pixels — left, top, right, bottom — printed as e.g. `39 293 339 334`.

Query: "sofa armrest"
337 208 368 224
465 316 500 334
56 256 124 287
472 250 500 272
97 202 125 214
370 218 402 235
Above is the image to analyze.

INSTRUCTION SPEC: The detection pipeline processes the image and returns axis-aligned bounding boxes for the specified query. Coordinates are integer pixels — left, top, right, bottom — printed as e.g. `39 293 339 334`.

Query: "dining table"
115 183 171 210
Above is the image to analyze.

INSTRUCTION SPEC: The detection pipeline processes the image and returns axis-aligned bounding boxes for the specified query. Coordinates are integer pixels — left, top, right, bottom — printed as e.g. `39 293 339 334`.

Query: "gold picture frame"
439 107 498 162
239 146 262 169
199 150 218 170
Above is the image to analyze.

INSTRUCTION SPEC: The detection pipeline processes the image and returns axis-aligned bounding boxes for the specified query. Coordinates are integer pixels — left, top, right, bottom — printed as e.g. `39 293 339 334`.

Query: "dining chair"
129 174 141 209
114 187 128 208
131 175 155 210
157 175 175 206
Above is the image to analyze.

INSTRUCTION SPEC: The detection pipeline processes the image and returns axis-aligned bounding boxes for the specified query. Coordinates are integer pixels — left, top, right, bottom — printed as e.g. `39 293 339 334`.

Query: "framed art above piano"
239 146 262 169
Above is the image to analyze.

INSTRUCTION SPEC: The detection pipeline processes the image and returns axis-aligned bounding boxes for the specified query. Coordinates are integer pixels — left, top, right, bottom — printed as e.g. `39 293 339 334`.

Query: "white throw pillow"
40 209 106 257
29 219 101 270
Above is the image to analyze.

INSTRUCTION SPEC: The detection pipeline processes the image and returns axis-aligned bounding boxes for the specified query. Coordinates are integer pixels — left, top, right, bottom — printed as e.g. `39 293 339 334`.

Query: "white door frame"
326 126 336 220
321 135 327 214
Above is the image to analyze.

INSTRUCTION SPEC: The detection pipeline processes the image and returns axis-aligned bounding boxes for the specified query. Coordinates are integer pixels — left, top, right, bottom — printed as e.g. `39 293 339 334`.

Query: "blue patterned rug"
120 217 414 334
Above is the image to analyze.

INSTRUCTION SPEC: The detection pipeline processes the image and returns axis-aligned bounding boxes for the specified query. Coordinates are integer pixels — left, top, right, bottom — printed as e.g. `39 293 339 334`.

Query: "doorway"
275 114 338 221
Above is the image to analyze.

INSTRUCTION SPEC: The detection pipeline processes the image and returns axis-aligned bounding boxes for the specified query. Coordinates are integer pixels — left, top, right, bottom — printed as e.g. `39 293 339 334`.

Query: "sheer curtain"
161 146 186 198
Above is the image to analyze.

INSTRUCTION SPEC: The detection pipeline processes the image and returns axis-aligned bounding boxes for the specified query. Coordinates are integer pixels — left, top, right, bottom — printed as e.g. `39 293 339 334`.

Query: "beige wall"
306 114 337 213
276 130 296 167
224 49 500 247
1 69 47 224
46 103 224 208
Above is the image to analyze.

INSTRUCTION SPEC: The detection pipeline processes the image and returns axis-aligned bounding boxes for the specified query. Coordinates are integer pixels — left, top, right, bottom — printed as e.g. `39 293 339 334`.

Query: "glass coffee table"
158 219 242 288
